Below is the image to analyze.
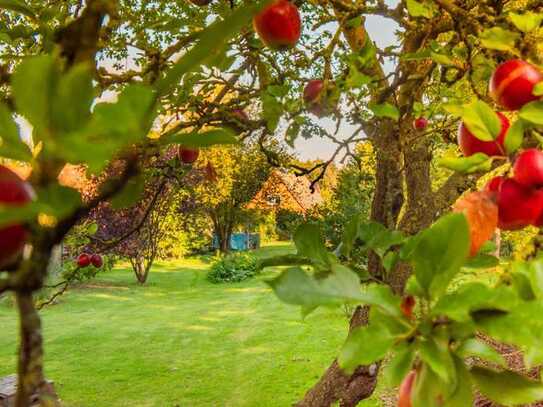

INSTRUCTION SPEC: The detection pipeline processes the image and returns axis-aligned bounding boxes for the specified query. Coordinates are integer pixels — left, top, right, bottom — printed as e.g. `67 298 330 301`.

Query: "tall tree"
188 143 273 252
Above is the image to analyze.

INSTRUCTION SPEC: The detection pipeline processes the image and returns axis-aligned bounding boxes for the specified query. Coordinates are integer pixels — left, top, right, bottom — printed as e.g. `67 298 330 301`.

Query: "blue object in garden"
212 233 260 251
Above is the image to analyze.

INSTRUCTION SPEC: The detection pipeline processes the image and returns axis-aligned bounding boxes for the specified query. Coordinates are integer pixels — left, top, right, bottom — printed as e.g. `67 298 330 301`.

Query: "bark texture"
15 292 59 407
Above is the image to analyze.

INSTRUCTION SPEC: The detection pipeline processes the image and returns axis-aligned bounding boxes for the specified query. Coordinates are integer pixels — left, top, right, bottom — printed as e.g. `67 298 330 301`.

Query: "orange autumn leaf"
453 191 498 257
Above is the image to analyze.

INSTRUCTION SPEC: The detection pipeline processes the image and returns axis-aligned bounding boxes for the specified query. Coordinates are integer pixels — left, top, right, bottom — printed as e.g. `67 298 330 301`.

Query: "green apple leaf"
419 336 456 384
533 82 543 97
437 153 493 174
519 101 543 125
505 119 528 154
509 12 543 33
479 27 520 52
51 62 94 134
369 103 400 121
405 0 435 18
294 223 334 267
12 55 59 135
410 213 470 298
266 265 361 310
338 320 395 373
456 338 506 367
461 99 502 141
471 367 543 406
383 343 416 387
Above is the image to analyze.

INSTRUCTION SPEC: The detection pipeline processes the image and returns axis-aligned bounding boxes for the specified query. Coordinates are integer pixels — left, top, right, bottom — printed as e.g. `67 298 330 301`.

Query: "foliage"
275 209 305 240
184 143 275 252
313 142 375 249
158 200 212 258
263 212 543 405
207 252 259 283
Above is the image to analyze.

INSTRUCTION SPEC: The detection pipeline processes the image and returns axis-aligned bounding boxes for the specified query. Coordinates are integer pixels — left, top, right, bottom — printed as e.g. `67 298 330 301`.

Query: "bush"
207 252 259 283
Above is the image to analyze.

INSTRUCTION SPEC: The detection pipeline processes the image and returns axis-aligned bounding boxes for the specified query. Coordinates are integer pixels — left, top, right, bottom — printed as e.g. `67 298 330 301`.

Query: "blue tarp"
212 233 260 251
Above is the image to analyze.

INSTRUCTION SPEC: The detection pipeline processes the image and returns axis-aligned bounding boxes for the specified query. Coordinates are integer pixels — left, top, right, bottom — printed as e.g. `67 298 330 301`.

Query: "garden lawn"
0 243 379 407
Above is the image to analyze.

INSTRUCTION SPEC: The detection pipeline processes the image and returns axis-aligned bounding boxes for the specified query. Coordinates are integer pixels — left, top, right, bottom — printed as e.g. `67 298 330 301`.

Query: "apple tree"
1 0 543 406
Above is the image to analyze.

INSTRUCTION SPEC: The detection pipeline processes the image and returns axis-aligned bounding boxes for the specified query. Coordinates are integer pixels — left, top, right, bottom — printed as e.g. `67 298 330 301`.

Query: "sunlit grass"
0 243 360 407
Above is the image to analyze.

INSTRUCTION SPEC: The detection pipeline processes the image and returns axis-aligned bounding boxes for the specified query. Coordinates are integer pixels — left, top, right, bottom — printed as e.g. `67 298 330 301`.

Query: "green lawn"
0 243 374 407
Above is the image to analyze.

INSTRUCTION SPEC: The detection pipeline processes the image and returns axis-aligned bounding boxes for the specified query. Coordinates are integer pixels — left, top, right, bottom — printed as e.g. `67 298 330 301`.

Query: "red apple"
178 147 199 164
457 112 509 157
489 59 543 111
77 253 91 268
412 117 428 131
398 370 416 407
91 254 103 268
496 178 543 230
253 0 301 50
513 149 543 188
303 80 325 116
484 176 505 198
303 80 337 117
453 191 498 256
0 165 33 270
400 296 416 319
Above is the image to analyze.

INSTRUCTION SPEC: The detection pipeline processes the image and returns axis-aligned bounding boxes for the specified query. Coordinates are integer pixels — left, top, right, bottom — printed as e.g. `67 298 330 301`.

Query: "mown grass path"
0 244 355 406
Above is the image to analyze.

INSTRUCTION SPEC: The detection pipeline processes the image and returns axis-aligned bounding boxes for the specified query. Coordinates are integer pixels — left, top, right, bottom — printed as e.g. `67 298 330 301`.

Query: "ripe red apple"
457 112 509 157
453 191 498 256
513 149 543 188
496 178 543 230
0 165 33 270
91 254 103 268
77 253 91 268
484 176 505 198
303 80 326 116
303 80 337 117
400 296 416 319
489 59 543 111
412 117 428 131
398 370 416 407
253 0 301 50
178 147 199 164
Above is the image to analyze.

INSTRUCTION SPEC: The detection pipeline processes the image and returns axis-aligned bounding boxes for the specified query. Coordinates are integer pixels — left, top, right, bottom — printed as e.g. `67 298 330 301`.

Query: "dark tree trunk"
15 292 58 407
216 221 233 254
296 124 404 407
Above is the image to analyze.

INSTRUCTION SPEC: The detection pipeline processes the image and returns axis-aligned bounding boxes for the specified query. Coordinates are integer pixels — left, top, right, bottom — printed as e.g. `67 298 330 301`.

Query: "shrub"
207 252 259 283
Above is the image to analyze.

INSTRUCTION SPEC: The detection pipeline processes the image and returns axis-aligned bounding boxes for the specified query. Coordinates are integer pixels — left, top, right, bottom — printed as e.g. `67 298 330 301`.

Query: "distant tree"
89 148 190 283
315 142 376 248
187 143 273 252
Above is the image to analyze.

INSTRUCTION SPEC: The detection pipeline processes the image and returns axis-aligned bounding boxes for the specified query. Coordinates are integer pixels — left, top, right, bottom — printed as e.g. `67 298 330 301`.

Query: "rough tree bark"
15 292 58 407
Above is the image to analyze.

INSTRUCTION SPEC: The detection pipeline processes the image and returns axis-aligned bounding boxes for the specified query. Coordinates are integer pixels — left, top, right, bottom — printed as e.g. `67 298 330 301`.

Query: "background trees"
186 143 274 252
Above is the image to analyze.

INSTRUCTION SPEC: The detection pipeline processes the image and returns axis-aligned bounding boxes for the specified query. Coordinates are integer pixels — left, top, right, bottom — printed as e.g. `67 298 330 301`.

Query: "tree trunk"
15 292 58 407
131 255 151 284
296 123 403 406
296 15 462 405
216 222 233 253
